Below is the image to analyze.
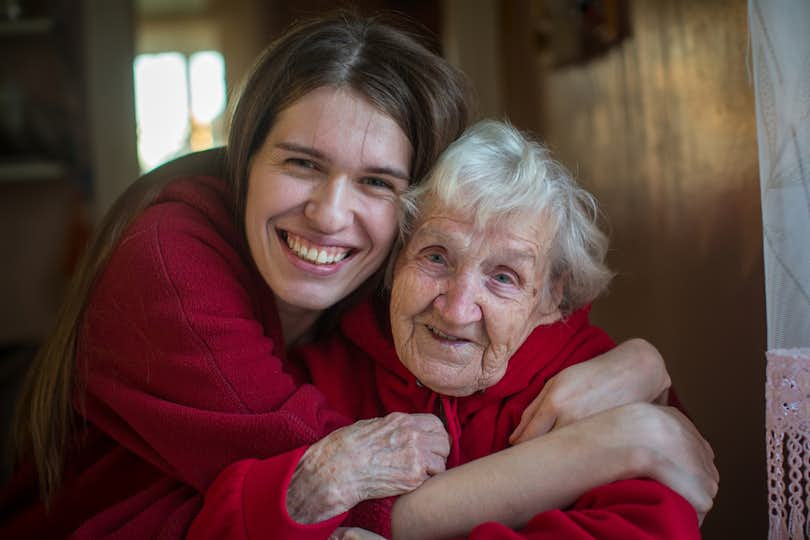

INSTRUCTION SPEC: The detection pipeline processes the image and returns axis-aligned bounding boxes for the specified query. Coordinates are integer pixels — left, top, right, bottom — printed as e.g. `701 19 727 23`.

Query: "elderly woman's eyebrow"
493 248 537 266
413 227 537 262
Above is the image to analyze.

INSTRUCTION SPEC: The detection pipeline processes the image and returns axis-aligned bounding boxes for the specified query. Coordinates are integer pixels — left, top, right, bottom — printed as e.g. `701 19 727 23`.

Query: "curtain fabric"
750 1 810 538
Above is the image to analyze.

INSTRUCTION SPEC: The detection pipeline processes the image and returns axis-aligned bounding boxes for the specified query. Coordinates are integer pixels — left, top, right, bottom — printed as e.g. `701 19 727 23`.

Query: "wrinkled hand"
574 402 719 521
287 412 449 524
329 527 387 540
510 338 671 444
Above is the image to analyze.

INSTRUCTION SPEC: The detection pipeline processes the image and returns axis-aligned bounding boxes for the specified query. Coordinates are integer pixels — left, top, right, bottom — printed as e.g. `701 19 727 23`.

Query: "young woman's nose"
304 176 354 233
434 273 482 326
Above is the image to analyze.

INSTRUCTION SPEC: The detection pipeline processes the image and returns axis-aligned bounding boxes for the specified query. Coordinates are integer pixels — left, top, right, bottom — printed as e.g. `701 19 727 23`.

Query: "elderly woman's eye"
493 272 516 285
425 252 446 265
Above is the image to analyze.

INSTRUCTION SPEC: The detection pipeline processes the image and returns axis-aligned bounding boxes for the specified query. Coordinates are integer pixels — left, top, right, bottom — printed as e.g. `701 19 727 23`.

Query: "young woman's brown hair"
11 10 470 502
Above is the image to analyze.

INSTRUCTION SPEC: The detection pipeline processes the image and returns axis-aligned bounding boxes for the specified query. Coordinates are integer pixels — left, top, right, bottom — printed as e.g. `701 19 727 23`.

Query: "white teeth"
284 232 350 266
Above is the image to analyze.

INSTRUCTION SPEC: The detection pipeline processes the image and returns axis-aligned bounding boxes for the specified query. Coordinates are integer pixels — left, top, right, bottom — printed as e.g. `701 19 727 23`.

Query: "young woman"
2 12 711 540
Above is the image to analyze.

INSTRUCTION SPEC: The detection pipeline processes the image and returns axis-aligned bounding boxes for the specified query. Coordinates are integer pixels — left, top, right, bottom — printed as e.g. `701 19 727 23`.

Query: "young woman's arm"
391 403 717 540
510 338 671 443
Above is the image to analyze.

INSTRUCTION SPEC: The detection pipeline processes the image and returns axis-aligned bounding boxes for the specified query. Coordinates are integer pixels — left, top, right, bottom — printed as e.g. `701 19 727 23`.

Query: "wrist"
287 442 355 523
564 412 651 483
390 495 411 540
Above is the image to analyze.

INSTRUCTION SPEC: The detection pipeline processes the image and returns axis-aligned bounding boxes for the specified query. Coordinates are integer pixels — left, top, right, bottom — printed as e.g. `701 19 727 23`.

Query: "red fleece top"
286 300 701 539
0 176 387 539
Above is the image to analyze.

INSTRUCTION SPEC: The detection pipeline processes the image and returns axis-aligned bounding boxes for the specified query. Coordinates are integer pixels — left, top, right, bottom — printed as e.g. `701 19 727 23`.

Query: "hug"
2 12 716 540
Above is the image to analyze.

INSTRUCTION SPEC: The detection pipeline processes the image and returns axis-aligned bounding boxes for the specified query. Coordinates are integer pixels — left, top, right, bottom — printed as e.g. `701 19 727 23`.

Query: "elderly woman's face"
390 206 562 396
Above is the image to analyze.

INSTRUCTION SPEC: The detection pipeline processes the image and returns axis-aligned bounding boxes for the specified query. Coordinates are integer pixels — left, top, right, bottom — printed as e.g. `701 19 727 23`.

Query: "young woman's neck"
275 299 322 347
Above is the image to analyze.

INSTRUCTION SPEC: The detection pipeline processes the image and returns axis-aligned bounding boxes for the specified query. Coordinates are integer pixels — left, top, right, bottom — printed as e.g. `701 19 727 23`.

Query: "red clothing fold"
0 177 385 539
1 175 698 539
289 300 700 539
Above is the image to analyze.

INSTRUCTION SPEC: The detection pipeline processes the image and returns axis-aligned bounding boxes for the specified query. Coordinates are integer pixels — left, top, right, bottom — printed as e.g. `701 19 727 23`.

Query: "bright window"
133 50 226 172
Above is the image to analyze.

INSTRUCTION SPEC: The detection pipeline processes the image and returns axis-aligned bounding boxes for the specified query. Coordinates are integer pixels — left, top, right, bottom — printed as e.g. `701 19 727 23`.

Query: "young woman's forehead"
271 87 412 175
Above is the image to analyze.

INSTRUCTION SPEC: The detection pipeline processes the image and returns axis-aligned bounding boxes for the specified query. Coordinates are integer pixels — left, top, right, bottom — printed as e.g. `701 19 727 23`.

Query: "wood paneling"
535 1 765 538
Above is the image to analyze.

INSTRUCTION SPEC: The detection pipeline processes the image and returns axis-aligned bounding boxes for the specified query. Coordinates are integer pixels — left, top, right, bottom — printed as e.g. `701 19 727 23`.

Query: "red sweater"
0 176 385 539
288 300 701 539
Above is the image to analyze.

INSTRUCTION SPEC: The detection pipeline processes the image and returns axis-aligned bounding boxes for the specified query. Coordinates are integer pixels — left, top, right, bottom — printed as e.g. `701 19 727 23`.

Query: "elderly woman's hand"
286 412 449 524
510 338 671 444
329 527 387 540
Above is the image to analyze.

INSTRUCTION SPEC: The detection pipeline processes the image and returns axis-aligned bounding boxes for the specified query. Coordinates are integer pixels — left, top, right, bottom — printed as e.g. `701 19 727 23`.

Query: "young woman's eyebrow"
275 142 326 160
364 165 410 182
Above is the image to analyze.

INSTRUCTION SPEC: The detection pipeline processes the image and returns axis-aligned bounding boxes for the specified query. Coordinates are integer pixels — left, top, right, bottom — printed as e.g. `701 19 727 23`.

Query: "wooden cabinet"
0 0 88 344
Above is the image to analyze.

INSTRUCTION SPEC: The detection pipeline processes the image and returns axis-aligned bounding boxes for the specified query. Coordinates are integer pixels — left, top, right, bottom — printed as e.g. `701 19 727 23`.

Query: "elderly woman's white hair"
400 119 613 315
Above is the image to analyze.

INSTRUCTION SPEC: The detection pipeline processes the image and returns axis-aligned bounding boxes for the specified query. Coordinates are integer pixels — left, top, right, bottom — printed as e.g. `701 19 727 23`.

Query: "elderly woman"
196 120 717 539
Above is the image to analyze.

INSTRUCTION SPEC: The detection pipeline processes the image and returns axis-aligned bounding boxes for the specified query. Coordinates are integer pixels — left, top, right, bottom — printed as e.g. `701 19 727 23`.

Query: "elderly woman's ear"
548 275 566 314
530 274 566 327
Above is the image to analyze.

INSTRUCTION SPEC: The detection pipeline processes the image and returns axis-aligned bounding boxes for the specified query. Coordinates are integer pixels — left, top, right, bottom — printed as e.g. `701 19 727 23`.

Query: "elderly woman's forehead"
414 203 548 238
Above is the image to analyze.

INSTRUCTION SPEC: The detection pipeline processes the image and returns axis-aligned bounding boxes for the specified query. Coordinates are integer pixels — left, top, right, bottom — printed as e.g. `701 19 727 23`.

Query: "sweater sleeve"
188 446 395 540
465 479 699 540
187 447 346 540
75 198 355 535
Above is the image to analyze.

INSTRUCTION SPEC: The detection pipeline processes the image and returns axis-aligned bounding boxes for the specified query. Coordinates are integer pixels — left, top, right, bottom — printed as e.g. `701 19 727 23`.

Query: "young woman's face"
245 86 412 320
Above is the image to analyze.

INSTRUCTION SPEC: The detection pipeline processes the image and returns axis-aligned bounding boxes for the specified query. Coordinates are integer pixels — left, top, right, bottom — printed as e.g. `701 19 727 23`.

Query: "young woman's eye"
287 158 317 170
362 177 394 190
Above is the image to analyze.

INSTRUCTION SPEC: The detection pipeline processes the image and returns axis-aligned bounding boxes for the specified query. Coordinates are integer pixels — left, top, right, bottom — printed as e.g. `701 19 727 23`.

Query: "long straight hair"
11 11 470 502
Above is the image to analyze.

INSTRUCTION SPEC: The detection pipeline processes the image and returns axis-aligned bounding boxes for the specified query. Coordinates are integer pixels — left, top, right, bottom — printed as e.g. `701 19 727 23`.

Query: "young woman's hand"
574 402 719 521
286 412 449 523
510 338 671 444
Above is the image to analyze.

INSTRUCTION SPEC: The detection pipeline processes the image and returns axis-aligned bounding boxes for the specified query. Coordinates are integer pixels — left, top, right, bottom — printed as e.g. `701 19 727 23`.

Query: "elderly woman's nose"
434 274 482 325
304 176 354 233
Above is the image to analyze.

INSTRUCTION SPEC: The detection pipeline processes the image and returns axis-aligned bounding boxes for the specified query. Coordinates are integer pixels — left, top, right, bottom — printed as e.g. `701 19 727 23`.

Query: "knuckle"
386 411 408 425
406 460 425 481
403 446 421 465
699 495 714 514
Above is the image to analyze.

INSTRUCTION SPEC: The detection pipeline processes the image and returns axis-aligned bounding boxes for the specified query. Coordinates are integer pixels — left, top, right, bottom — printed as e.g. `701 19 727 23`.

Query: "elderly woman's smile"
390 210 563 396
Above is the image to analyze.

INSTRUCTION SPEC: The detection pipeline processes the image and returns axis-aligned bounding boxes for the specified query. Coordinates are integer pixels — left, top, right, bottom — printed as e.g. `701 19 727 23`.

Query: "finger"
415 430 450 460
425 451 447 476
511 408 557 444
429 431 451 458
329 527 349 540
409 413 447 433
347 528 387 540
659 407 717 467
510 386 549 443
662 407 707 444
332 527 387 540
659 470 709 514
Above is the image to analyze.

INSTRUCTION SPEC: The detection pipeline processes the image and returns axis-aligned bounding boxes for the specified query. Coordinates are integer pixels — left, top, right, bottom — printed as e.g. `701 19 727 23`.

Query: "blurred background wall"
0 0 765 537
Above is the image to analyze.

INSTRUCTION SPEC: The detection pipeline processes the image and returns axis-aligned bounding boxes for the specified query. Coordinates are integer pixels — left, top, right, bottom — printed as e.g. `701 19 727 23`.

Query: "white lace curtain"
750 1 810 538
